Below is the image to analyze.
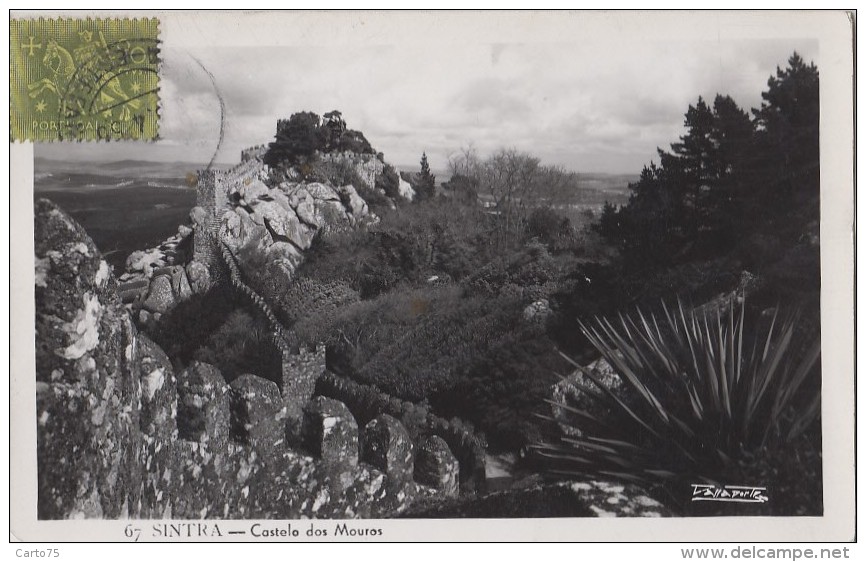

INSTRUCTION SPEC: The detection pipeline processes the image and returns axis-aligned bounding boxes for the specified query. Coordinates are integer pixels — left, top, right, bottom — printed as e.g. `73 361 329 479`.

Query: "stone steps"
217 240 291 354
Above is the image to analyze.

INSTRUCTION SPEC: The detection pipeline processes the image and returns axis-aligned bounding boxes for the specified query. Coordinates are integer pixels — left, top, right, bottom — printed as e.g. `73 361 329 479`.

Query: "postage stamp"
10 18 160 142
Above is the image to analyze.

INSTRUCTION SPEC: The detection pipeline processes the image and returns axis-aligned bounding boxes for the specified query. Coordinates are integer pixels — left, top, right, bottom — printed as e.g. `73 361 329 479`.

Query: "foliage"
376 163 402 199
147 285 282 387
526 206 574 251
416 152 436 200
192 309 283 386
299 197 508 297
441 173 479 205
147 283 237 365
535 300 821 512
264 111 324 166
449 146 582 246
437 327 566 451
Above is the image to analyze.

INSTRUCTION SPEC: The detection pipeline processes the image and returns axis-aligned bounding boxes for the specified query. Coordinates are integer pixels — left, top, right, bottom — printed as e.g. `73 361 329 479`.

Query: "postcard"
8 10 855 542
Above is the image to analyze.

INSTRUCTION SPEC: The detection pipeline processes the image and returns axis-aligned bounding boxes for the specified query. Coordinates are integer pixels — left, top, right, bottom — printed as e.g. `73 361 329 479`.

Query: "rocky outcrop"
122 223 193 281
550 357 624 438
522 299 551 322
218 177 375 292
397 173 416 201
117 224 197 322
35 198 142 518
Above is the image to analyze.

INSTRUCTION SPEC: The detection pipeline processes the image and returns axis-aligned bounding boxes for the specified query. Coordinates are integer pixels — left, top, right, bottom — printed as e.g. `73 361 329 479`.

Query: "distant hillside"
34 157 209 180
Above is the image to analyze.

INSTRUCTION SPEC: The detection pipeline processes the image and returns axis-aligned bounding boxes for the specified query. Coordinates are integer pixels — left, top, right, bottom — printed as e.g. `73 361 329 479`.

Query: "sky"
35 15 819 175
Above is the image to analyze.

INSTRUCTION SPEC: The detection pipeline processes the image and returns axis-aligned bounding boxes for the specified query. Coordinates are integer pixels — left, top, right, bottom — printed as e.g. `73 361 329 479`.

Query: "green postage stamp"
10 18 160 141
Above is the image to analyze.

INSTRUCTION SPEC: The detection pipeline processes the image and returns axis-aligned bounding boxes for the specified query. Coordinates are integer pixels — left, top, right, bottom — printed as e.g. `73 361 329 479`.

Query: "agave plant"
535 299 821 489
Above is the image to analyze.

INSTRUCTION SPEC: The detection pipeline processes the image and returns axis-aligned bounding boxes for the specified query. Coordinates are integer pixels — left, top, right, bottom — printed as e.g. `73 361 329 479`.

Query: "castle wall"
192 151 267 272
317 151 384 191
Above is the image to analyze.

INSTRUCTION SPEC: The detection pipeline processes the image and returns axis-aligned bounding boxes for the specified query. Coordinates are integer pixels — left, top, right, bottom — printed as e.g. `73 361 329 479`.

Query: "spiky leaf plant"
535 300 820 497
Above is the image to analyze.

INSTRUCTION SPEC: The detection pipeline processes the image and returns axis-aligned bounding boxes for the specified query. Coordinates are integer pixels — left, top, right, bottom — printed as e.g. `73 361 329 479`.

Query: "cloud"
39 32 820 174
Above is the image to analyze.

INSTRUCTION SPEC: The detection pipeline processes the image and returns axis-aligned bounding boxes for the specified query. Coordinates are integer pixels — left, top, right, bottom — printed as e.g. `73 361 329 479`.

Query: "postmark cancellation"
10 18 160 142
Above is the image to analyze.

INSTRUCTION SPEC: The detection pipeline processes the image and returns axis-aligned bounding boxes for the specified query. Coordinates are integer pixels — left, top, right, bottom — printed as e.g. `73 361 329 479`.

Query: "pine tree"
418 152 436 200
750 52 819 229
595 52 819 270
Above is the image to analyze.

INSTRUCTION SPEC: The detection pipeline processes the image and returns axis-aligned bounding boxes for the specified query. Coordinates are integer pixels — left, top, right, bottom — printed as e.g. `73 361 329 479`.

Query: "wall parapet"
314 371 487 492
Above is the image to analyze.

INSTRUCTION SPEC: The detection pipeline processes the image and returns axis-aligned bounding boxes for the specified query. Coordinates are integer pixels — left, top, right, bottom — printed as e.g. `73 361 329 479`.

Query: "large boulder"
338 185 370 218
302 397 359 492
229 374 283 455
141 274 176 314
176 362 230 447
550 357 624 437
397 174 415 201
414 436 459 497
361 414 414 484
185 260 212 294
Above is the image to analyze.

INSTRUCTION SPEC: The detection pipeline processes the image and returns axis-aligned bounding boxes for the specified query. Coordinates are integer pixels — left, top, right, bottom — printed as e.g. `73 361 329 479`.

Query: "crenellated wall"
241 144 268 162
317 150 384 191
193 151 268 270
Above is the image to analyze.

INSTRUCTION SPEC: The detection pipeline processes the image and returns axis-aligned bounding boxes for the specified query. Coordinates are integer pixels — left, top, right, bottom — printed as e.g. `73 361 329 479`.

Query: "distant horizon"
34 152 645 179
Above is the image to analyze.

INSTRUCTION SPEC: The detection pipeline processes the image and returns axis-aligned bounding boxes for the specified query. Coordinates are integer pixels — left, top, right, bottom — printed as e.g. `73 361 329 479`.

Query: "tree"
264 110 377 168
749 52 819 233
595 52 820 272
264 111 324 167
417 152 436 200
376 163 401 199
323 110 347 151
448 145 582 246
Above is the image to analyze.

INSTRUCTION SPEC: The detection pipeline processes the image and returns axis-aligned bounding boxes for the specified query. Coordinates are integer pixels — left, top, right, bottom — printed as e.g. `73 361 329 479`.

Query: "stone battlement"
34 199 459 520
138 354 461 518
241 144 268 162
316 150 384 191
192 149 268 269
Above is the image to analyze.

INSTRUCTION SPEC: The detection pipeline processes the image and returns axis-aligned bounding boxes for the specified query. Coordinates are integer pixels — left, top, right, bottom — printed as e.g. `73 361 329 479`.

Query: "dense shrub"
305 278 572 451
298 198 506 297
146 286 282 386
526 206 573 249
146 283 238 366
434 327 567 451
192 309 283 386
441 173 479 204
328 286 522 400
375 163 401 199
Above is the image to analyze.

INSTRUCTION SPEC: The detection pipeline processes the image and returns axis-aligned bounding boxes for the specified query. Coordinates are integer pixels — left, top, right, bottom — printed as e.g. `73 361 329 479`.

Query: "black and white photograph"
9 10 855 542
